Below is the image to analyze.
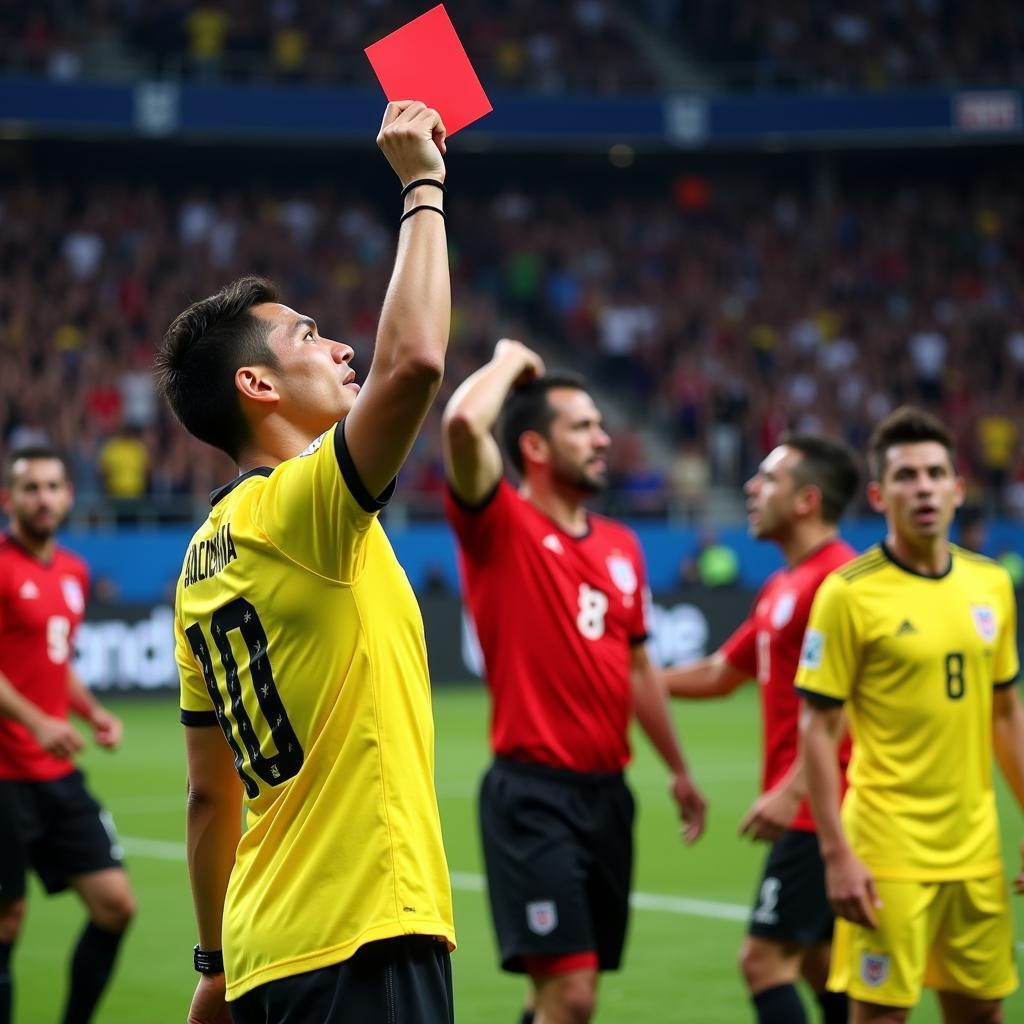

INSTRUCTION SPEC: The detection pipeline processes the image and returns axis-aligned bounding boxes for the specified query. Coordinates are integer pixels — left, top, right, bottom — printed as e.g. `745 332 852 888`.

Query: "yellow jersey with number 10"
796 543 1018 882
175 421 455 1001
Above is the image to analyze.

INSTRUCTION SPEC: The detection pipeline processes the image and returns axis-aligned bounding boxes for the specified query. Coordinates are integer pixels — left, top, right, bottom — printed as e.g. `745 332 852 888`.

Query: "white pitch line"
120 838 1024 951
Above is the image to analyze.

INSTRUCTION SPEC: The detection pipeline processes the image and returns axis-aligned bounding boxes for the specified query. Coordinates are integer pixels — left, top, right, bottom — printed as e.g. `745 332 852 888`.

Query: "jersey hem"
446 479 501 514
863 859 1004 882
224 919 456 1001
334 420 396 513
180 708 219 726
795 686 844 708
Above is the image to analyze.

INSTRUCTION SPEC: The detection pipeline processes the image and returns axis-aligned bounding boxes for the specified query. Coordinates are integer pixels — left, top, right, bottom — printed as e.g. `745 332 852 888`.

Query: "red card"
364 4 492 137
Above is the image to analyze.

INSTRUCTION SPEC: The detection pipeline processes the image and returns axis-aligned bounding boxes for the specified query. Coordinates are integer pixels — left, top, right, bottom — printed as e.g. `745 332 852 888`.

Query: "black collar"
210 467 273 507
880 540 952 580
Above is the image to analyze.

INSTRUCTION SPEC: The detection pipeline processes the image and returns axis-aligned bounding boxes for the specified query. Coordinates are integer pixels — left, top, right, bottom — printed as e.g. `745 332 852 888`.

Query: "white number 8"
47 615 72 664
576 584 608 640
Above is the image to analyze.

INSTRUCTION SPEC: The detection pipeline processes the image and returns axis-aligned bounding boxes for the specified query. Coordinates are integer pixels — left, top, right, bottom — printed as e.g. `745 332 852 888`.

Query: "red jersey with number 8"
446 480 649 773
720 538 854 832
0 535 88 781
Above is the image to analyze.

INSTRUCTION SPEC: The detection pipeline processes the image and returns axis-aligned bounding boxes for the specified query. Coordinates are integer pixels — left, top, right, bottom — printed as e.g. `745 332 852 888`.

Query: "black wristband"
400 205 446 224
401 178 446 199
193 945 224 975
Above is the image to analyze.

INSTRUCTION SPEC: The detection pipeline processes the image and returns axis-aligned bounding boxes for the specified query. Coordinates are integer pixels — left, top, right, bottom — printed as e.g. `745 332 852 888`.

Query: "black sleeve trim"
333 419 396 513
447 480 501 514
795 687 845 709
628 633 649 647
994 675 1019 691
180 709 219 727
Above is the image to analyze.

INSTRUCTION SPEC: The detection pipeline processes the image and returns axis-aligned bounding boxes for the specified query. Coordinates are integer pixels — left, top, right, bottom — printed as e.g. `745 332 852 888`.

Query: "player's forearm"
634 668 688 776
443 345 531 436
373 190 450 382
661 653 744 700
993 688 1024 811
67 668 101 721
799 705 847 859
0 669 48 732
186 786 241 950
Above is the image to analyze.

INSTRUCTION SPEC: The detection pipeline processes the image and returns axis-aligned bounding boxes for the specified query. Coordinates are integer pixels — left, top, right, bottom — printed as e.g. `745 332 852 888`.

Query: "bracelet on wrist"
193 945 224 975
401 177 446 199
400 205 446 224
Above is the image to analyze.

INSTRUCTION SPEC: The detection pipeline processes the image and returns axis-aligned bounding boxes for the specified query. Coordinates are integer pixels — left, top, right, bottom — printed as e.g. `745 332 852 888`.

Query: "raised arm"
442 339 545 504
343 101 451 498
662 651 749 700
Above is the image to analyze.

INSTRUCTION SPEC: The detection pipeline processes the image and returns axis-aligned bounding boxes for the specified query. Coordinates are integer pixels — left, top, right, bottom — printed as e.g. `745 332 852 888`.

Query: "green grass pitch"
15 687 1024 1022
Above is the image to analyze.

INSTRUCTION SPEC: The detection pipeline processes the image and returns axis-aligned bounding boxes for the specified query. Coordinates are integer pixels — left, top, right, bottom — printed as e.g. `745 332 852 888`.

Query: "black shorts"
747 828 834 947
478 757 635 974
229 936 453 1024
0 769 123 901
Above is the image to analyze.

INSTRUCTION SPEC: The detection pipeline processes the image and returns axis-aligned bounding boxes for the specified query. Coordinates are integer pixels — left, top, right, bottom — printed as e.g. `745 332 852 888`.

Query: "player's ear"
236 364 280 406
952 474 966 510
519 430 549 467
795 483 820 518
866 479 885 514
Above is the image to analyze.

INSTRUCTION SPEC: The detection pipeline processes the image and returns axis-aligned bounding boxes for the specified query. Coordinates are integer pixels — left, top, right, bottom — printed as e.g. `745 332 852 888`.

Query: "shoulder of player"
833 545 887 585
951 544 1015 592
54 546 88 577
588 512 641 549
950 543 999 571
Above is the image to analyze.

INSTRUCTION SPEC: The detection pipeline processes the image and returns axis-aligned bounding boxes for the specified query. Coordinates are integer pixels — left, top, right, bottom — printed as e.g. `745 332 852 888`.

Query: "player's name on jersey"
183 524 238 588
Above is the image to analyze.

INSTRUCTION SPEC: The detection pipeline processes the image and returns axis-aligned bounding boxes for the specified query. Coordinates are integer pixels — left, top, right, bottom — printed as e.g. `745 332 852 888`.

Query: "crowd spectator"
0 0 656 95
1 169 1024 523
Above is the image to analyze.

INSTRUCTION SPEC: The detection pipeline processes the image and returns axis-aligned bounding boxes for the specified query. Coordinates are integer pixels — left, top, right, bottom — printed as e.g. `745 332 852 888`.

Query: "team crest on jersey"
299 431 327 457
799 629 825 669
771 591 797 629
526 900 558 936
970 604 996 642
61 576 85 615
861 953 889 987
606 554 637 595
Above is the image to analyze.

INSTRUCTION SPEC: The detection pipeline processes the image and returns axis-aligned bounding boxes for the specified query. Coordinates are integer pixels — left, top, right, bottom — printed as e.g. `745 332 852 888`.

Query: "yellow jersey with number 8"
175 421 455 1000
796 544 1018 881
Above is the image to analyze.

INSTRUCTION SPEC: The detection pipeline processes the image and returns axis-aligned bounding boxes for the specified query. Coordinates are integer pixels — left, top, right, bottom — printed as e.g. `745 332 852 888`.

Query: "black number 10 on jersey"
186 598 303 797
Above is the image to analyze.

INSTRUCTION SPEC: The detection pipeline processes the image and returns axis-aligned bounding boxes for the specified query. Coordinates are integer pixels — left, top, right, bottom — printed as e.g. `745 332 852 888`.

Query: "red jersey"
446 480 649 773
720 538 854 832
0 535 88 781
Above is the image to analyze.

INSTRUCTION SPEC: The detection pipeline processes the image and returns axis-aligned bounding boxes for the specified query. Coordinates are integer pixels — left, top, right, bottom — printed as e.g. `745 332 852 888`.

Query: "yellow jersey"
175 422 455 1000
796 543 1018 881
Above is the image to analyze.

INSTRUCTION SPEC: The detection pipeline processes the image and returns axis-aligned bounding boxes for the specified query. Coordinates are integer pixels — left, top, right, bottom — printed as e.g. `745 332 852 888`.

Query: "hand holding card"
365 5 493 138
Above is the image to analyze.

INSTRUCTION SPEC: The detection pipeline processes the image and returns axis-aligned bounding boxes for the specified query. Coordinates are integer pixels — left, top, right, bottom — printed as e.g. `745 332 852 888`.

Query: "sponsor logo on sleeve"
799 629 825 670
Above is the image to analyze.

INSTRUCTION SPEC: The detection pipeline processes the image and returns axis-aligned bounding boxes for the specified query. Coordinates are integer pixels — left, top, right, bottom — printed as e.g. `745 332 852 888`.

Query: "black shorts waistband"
492 756 624 787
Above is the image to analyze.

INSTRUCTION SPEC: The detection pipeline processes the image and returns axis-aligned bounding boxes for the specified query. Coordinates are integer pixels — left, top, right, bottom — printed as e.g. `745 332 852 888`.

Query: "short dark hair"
868 405 954 481
779 433 861 524
154 276 281 460
500 372 589 475
4 446 68 486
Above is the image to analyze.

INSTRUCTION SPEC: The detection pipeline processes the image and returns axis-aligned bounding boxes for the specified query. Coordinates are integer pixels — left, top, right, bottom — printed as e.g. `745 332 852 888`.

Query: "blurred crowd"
680 0 1024 90
4 1 1022 95
2 168 1023 523
0 0 655 95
